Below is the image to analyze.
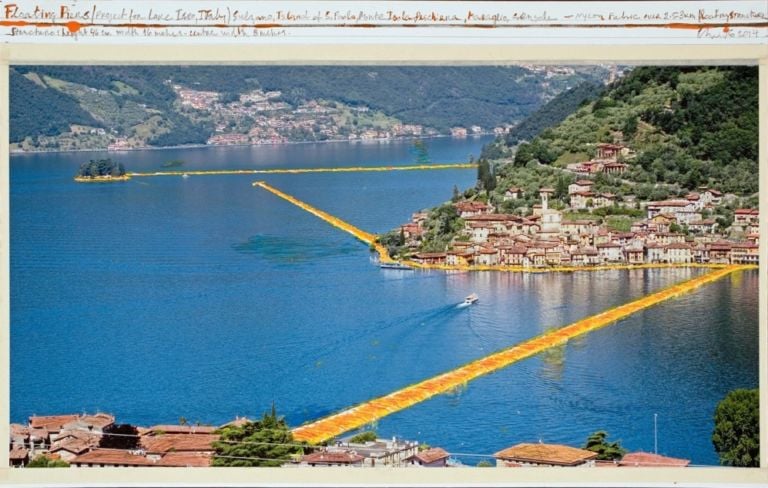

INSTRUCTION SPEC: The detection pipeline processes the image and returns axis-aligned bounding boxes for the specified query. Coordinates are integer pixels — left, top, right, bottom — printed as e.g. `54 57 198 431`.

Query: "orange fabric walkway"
290 266 748 444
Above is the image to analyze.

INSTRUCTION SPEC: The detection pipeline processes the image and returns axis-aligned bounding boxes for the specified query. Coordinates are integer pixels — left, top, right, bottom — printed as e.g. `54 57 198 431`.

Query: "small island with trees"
74 158 130 182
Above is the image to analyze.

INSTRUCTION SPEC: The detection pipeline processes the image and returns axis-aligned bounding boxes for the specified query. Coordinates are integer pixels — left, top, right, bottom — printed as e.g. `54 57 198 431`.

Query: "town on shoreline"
389 143 759 270
9 412 692 469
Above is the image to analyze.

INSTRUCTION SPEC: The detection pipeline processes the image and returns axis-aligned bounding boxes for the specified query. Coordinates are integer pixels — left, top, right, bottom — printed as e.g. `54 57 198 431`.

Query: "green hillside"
10 65 607 149
507 66 758 195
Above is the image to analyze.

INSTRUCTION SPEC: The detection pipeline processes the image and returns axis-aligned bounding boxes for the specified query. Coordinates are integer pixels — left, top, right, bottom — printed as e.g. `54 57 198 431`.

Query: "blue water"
10 138 758 466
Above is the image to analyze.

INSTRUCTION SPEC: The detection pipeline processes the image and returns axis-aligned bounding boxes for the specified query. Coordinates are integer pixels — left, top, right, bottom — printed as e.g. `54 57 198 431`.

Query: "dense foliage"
99 424 140 450
27 455 70 468
77 159 126 178
212 405 305 467
10 70 100 142
486 66 758 196
349 431 378 443
12 66 605 146
583 430 627 461
712 389 759 467
504 80 605 147
418 204 465 252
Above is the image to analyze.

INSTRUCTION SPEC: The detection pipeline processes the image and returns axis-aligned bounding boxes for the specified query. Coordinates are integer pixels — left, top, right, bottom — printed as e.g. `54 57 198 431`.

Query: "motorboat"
463 293 479 306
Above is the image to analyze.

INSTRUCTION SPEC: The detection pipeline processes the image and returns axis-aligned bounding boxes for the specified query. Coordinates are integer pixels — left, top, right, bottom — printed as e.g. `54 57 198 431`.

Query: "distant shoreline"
9 133 494 157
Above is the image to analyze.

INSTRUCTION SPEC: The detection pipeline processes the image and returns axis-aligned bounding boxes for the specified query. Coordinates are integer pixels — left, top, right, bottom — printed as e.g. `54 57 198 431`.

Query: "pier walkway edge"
251 181 755 443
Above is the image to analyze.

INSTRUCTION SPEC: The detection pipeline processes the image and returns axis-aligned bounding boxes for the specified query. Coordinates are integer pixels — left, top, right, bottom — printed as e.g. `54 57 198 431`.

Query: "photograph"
7 63 760 472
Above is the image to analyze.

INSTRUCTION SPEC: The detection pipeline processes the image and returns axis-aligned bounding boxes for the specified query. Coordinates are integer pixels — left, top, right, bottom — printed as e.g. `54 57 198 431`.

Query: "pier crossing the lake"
290 265 750 444
126 162 476 178
254 181 395 263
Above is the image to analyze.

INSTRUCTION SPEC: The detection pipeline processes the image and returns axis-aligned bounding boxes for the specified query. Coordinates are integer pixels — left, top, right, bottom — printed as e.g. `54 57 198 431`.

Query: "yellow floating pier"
254 181 394 263
128 163 475 178
254 180 754 275
291 265 749 444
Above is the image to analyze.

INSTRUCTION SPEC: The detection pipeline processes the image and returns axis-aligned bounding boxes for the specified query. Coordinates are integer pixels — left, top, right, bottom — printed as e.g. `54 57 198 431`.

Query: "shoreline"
10 133 494 157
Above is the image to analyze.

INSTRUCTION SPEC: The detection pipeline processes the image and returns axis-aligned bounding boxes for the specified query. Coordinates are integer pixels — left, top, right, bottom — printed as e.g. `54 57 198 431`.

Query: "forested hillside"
10 65 607 150
500 66 758 195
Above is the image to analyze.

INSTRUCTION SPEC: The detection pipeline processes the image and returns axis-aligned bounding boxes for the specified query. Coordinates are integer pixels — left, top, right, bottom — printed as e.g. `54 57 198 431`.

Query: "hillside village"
9 412 690 469
393 142 759 269
104 85 506 151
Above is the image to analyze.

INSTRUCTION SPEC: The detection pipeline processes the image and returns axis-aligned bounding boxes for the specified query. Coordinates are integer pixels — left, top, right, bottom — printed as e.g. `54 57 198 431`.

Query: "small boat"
380 261 413 270
463 293 479 306
182 173 190 178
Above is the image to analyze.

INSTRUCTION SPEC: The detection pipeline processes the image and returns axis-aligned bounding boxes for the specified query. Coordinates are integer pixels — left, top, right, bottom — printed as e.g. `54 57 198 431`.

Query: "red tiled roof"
141 425 217 435
464 214 517 222
409 447 450 464
156 451 213 467
10 423 29 438
302 450 365 465
29 415 79 430
734 208 759 215
71 449 157 466
575 179 594 185
494 443 597 466
51 439 93 455
619 452 690 467
29 428 49 440
414 252 447 259
141 433 219 453
78 413 115 428
666 243 691 250
647 200 692 208
9 446 29 461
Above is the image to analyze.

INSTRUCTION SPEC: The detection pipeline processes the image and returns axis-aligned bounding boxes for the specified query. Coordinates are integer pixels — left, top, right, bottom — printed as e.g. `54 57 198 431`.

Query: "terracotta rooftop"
156 451 213 467
71 449 157 466
50 438 93 455
409 447 450 465
28 414 79 430
619 452 690 467
77 413 115 428
302 450 365 465
140 425 217 435
141 433 219 453
9 445 29 461
494 443 598 466
734 208 759 214
10 423 29 438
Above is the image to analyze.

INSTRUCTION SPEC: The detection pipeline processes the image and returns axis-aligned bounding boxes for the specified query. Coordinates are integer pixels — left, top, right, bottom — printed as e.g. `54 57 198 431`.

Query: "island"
74 158 130 182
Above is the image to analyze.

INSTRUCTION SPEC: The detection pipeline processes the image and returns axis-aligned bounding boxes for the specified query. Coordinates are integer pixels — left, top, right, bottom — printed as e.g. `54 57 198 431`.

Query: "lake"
10 137 758 466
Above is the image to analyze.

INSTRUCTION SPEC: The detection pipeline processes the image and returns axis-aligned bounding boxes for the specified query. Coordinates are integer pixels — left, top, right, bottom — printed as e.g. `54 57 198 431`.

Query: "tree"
583 431 627 461
452 185 461 203
212 404 306 467
99 424 140 450
27 455 70 468
514 142 534 167
349 431 377 443
477 159 496 192
554 175 569 200
712 389 759 467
